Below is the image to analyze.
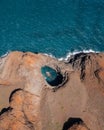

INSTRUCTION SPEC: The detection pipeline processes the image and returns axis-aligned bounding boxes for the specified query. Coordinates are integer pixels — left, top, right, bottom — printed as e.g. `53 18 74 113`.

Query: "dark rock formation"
0 51 103 130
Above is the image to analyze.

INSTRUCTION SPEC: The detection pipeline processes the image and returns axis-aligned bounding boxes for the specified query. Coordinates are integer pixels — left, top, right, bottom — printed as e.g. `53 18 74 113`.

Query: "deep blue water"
0 0 104 58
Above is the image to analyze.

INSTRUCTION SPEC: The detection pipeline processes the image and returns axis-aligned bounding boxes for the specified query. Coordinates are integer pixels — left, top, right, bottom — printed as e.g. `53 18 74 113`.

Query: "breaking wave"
43 49 99 61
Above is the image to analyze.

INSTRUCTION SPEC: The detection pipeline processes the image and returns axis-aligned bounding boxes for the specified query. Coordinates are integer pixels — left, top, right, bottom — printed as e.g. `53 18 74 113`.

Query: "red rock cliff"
0 51 104 130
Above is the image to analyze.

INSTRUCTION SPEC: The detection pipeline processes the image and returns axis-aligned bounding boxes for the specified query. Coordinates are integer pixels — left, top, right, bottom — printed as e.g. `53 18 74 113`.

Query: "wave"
59 49 99 61
1 49 99 61
0 50 11 58
43 49 99 61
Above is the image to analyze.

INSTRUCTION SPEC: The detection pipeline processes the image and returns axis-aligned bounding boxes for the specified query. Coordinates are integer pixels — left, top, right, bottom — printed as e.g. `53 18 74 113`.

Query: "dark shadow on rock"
9 88 23 102
34 52 38 54
0 88 22 116
47 73 63 86
62 117 83 130
68 53 87 64
0 107 12 116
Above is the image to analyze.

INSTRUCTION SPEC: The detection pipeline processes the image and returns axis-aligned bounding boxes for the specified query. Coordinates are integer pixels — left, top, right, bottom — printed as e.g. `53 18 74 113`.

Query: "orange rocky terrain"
0 51 104 130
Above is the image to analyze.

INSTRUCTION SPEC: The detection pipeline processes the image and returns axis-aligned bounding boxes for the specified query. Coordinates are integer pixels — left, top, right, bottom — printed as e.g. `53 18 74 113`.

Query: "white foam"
0 49 99 61
43 49 99 62
1 50 11 58
43 53 56 59
58 49 99 61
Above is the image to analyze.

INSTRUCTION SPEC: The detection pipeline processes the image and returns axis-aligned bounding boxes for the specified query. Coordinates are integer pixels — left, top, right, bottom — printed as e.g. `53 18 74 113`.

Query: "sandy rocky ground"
0 51 103 130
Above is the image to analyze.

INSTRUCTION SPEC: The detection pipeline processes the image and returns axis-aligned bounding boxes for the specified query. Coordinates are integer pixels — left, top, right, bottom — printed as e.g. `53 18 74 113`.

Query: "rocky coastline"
0 51 104 130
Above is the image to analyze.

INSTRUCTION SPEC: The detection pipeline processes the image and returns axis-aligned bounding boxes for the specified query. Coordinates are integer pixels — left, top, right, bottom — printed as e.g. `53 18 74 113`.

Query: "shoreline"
0 49 100 61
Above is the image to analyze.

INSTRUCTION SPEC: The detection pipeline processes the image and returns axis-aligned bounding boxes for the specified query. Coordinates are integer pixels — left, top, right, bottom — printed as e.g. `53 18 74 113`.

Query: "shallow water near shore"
0 0 104 58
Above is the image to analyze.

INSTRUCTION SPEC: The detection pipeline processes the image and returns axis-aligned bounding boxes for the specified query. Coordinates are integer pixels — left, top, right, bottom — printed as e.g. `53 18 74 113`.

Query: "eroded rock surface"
0 51 104 130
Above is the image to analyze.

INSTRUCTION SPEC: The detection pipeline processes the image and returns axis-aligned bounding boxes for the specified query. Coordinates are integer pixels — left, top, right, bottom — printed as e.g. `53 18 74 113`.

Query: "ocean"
0 0 104 58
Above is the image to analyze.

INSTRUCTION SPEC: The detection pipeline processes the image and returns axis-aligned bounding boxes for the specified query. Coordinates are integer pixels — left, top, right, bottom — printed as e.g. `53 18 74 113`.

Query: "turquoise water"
0 0 104 58
41 66 58 83
41 66 63 86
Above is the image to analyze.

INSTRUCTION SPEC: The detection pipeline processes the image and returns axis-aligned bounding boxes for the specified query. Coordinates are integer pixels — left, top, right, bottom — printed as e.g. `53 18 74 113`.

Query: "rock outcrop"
0 51 104 130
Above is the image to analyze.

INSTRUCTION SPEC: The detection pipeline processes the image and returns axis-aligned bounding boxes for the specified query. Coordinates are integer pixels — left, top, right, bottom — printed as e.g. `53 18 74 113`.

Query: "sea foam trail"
43 49 99 61
0 51 11 58
59 49 99 61
1 49 99 61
